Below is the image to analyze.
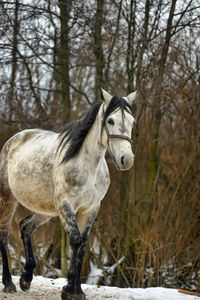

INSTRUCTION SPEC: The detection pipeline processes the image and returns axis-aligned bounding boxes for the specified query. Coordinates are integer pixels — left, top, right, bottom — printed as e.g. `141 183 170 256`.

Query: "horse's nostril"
121 156 125 166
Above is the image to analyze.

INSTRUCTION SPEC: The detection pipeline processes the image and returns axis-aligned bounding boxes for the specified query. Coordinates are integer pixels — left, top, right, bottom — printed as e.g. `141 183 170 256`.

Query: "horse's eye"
107 118 114 125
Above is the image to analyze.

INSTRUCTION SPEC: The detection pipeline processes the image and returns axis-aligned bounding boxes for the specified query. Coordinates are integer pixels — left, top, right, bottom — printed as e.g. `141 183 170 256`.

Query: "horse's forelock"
102 96 132 126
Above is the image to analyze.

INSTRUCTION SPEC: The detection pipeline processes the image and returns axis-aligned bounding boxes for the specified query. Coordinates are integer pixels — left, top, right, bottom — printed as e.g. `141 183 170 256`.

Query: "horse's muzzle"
116 153 134 171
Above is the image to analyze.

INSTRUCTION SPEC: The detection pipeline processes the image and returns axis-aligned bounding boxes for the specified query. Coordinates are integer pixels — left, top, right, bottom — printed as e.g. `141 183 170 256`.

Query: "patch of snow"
0 276 198 300
87 238 126 286
86 261 103 285
86 254 125 286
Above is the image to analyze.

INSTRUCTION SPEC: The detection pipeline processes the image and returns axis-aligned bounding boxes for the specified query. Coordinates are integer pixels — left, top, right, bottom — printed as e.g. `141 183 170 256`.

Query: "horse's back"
0 129 59 216
2 129 56 155
1 129 58 170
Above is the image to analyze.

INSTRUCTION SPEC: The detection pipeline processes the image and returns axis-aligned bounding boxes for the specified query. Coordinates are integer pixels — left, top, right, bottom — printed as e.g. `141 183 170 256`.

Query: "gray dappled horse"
0 88 137 300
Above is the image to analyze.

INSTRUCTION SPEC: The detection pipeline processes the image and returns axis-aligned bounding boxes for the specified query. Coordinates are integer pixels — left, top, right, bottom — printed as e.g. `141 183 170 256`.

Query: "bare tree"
141 0 177 226
93 0 104 99
6 0 19 121
58 0 71 124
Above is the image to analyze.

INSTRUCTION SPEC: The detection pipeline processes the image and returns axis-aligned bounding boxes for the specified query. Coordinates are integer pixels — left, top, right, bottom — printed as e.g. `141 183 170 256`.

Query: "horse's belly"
8 164 57 216
10 179 57 216
12 182 56 216
23 193 56 217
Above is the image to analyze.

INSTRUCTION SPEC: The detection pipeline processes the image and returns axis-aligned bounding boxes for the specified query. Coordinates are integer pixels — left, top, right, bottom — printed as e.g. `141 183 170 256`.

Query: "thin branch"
70 83 92 105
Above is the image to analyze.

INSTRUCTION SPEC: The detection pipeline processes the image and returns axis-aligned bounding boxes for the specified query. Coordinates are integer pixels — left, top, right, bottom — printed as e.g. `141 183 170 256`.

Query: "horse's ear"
126 90 138 105
99 86 112 105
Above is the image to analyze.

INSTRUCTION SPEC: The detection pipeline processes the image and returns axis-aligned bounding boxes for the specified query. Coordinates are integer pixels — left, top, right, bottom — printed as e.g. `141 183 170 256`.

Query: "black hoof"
19 276 31 291
3 282 17 293
61 290 86 300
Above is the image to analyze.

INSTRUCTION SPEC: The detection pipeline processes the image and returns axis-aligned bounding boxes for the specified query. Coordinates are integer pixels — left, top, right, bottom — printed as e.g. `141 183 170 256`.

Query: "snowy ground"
0 276 198 300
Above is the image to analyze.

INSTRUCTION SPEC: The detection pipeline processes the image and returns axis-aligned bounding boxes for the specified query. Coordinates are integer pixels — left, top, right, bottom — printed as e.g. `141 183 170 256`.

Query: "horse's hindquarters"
8 164 57 216
6 130 58 217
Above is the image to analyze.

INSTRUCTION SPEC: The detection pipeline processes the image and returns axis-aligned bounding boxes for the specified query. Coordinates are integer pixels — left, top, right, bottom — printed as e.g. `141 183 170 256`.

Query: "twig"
178 289 200 297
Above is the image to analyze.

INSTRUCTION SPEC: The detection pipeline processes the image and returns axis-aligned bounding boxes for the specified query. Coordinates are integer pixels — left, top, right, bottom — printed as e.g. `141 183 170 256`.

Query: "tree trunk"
58 0 72 276
117 0 137 286
104 0 122 86
126 0 136 92
141 0 177 226
7 0 19 121
93 0 104 100
136 0 149 89
58 0 71 124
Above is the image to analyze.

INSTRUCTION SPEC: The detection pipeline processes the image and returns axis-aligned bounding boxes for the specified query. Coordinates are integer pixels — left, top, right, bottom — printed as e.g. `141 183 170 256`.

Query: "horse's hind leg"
0 200 17 293
19 213 51 291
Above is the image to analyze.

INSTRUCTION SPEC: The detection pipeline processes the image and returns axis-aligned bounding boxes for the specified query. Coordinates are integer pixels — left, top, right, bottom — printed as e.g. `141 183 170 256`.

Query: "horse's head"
100 87 137 171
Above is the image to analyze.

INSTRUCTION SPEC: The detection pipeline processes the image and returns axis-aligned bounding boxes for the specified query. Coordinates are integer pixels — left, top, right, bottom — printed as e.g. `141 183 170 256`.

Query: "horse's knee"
20 215 34 235
20 219 29 237
0 232 9 247
69 232 83 248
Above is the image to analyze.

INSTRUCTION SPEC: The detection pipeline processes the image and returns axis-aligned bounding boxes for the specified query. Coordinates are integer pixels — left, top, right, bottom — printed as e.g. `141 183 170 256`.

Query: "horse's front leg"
58 200 99 300
58 201 84 300
74 206 100 295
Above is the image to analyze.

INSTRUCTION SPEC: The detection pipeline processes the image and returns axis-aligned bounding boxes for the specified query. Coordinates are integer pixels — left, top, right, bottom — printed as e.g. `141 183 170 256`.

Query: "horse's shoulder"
101 157 110 174
98 158 110 186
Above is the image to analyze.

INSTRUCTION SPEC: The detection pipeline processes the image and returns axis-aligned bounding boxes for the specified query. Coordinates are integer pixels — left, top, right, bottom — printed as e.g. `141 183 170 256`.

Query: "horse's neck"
82 106 106 168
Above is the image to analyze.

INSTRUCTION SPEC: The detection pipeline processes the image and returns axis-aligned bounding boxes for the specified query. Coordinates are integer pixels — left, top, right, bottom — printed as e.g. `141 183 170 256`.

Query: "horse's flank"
1 129 59 215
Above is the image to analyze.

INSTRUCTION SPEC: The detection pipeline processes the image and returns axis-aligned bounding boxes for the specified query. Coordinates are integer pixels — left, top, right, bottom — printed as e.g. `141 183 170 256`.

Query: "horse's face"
106 108 135 170
100 88 137 171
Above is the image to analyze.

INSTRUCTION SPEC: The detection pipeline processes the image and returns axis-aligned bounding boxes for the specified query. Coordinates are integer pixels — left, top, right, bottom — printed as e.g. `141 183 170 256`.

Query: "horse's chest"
65 164 110 209
84 172 109 200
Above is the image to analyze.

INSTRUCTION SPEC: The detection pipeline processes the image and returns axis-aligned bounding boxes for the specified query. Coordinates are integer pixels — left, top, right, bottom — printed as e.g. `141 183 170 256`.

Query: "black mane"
58 102 102 163
59 96 132 163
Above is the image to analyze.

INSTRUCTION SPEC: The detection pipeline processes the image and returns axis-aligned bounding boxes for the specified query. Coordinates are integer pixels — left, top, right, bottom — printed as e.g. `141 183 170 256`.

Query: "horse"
0 87 137 300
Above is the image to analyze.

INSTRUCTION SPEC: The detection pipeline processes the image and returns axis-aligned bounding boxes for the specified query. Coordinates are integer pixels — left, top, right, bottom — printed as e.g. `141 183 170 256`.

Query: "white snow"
0 276 198 300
